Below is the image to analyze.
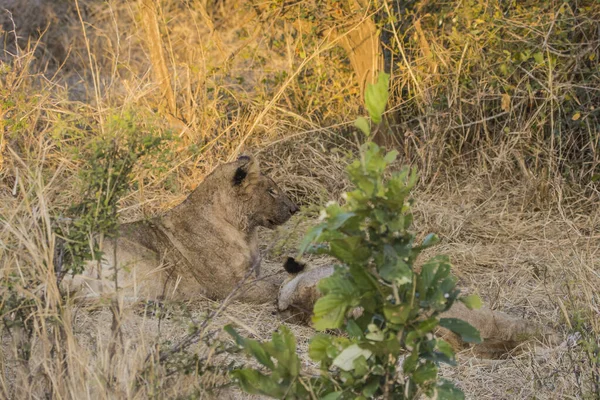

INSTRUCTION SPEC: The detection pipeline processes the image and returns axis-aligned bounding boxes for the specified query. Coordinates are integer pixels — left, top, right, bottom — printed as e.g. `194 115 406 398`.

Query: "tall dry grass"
0 0 599 398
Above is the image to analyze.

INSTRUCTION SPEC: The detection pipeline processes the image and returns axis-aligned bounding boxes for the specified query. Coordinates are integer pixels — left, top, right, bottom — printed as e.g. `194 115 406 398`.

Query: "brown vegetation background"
0 0 599 398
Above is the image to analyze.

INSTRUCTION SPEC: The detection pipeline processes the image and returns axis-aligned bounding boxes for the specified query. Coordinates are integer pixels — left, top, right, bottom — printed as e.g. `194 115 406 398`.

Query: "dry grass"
1 0 599 398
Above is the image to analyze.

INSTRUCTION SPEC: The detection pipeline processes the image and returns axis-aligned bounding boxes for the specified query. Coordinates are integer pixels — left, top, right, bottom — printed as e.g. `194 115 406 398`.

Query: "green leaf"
231 369 284 397
379 258 412 285
320 393 342 400
348 264 378 292
460 294 482 310
354 175 376 196
362 377 380 397
365 323 384 342
225 325 275 370
365 72 390 124
383 149 398 164
417 317 439 334
353 354 369 376
435 380 465 400
434 339 457 366
327 211 356 230
317 270 356 295
329 237 370 265
383 304 411 325
313 294 350 330
245 340 275 370
346 319 364 339
418 259 439 293
412 363 438 384
298 223 325 255
326 341 343 359
418 256 451 299
269 326 300 377
402 349 419 373
224 324 244 346
309 334 334 362
439 318 482 343
372 365 385 376
313 294 349 315
354 117 371 136
332 344 372 371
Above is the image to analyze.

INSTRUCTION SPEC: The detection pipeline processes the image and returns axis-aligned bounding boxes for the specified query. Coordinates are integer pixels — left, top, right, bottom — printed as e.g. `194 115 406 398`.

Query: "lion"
65 155 299 304
278 261 559 358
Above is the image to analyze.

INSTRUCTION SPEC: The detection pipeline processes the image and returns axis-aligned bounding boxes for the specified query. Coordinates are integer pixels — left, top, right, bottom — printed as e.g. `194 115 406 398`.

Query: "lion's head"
232 155 299 229
196 154 299 231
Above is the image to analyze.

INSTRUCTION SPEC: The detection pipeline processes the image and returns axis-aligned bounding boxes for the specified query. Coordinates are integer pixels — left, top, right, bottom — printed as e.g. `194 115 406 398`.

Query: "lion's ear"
232 154 260 187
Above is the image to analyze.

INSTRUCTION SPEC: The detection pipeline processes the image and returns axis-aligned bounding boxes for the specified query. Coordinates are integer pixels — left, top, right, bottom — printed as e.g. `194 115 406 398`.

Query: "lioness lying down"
66 155 299 303
66 153 555 357
278 262 558 358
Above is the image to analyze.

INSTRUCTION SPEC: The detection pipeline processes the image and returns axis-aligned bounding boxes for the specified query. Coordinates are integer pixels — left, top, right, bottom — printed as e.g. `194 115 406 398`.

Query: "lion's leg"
277 266 557 357
236 277 282 304
438 301 557 357
215 267 286 304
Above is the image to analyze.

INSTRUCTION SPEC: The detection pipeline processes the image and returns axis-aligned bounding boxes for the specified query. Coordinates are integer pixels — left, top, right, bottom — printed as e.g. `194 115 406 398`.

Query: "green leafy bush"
54 112 171 276
226 73 481 399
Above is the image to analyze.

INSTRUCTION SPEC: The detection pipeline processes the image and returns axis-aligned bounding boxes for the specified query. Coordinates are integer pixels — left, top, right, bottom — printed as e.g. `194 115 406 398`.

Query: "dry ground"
4 175 597 399
1 0 599 399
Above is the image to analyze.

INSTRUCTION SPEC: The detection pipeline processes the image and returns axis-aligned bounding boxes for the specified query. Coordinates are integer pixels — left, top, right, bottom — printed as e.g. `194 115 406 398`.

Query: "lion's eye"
267 188 278 196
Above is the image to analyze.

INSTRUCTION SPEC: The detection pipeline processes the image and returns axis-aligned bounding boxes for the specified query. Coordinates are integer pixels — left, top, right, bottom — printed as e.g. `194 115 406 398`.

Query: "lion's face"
229 155 299 229
248 174 299 229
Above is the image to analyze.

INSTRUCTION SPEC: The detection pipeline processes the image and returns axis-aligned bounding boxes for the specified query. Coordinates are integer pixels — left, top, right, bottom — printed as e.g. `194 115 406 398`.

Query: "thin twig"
150 233 286 364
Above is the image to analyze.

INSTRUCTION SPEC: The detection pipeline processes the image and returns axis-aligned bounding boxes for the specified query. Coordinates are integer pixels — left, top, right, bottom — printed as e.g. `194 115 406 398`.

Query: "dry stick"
74 0 103 134
108 236 124 390
159 218 301 367
35 166 73 397
271 105 358 147
227 13 379 162
333 0 384 95
154 260 254 364
5 161 70 396
382 0 425 106
194 1 227 61
119 121 240 206
141 0 177 117
448 111 510 130
257 120 356 151
259 88 420 152
148 235 282 365
0 89 6 170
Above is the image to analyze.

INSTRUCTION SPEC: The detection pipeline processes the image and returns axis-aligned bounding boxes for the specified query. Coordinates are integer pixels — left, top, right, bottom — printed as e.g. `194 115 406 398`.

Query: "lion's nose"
290 203 299 215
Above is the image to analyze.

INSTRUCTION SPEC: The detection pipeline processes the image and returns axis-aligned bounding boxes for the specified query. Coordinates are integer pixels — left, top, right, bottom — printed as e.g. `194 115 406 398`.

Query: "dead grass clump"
258 131 356 206
414 180 600 397
382 1 600 196
0 0 82 68
1 0 599 398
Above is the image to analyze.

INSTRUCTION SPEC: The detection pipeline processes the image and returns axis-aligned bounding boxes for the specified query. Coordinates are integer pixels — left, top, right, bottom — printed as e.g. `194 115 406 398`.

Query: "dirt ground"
9 178 589 399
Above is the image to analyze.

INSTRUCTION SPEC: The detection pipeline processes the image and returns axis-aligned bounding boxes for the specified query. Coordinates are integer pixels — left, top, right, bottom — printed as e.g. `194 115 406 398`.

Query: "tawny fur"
65 155 299 304
278 265 558 358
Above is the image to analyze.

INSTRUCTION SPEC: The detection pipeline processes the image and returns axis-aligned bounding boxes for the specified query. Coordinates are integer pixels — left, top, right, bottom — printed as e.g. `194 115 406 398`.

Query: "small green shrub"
226 73 482 399
54 112 171 276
